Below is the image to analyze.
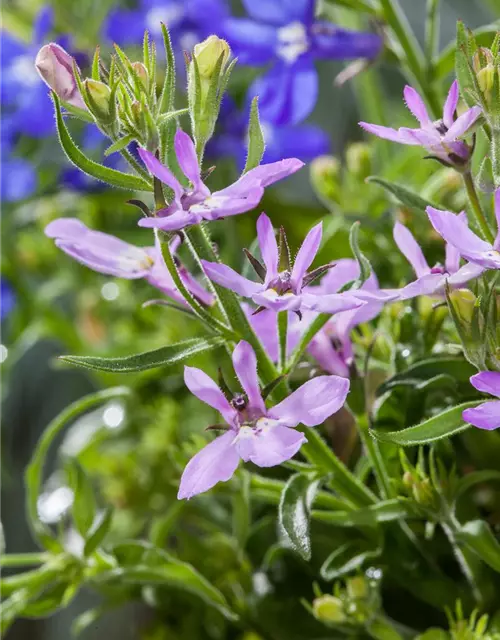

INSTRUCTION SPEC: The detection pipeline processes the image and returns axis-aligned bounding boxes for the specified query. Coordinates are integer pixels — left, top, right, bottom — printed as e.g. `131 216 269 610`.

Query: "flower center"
277 21 309 64
118 248 154 273
430 264 446 275
146 5 184 36
433 119 448 136
12 55 41 88
269 270 293 295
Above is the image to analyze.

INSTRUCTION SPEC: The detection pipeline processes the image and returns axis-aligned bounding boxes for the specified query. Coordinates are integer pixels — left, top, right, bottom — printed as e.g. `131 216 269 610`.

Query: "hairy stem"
463 171 495 243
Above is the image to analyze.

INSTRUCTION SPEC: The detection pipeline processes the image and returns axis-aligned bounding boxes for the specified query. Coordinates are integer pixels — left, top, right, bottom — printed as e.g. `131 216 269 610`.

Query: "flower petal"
236 422 306 467
241 0 313 25
426 206 493 261
442 80 459 129
174 130 206 195
396 274 445 300
201 261 263 297
138 210 203 231
403 85 432 128
252 289 302 312
232 341 266 413
469 372 500 398
222 18 277 65
447 262 484 287
190 187 265 220
307 330 350 378
463 401 500 431
443 106 482 141
300 292 364 314
184 366 236 425
312 25 382 60
178 431 240 499
393 222 429 277
270 375 349 427
359 122 405 144
291 222 322 289
137 148 184 202
257 213 279 279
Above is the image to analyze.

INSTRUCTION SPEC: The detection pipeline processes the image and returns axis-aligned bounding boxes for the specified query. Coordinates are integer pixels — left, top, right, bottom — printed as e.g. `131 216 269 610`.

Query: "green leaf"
312 498 416 527
232 470 251 547
366 176 439 212
25 387 130 550
371 401 481 446
320 540 380 580
66 459 96 537
84 508 114 556
349 221 372 286
455 21 485 111
378 357 476 395
243 96 265 173
457 520 500 572
319 0 378 16
278 473 319 561
53 94 153 192
104 135 135 156
454 470 500 504
59 337 225 373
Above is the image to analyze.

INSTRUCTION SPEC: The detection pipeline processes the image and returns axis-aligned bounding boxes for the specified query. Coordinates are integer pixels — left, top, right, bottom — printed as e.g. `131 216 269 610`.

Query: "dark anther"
231 394 247 411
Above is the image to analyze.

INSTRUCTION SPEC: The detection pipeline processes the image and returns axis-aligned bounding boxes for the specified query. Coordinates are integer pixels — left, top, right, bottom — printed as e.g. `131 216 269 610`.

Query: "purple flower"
35 42 86 109
393 220 484 299
178 340 349 498
45 218 212 305
463 372 500 430
426 191 500 270
360 81 482 167
201 213 367 315
137 130 303 232
223 0 382 125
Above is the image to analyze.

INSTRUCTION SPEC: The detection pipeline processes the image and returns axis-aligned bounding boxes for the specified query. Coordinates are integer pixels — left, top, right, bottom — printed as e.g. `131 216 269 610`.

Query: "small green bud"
310 155 341 204
313 595 346 623
346 576 368 600
412 478 434 506
131 61 149 89
345 142 372 181
448 288 476 325
84 79 113 123
193 35 230 78
402 471 414 489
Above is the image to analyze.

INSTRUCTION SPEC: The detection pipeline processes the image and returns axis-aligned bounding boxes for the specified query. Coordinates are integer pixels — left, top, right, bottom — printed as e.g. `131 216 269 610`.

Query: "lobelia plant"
3 4 500 640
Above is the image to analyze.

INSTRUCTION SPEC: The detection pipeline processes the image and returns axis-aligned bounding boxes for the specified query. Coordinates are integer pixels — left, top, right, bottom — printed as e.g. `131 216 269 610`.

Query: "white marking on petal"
146 5 184 36
277 21 309 64
11 55 41 87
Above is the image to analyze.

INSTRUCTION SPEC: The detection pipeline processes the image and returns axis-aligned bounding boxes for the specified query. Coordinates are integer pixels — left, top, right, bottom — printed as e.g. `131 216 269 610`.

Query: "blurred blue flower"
208 97 329 167
223 0 382 125
105 0 228 53
1 116 37 202
1 278 16 321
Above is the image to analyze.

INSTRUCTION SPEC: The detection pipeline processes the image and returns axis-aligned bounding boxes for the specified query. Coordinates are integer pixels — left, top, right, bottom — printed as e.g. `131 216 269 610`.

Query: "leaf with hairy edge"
279 473 320 561
378 357 476 395
320 540 380 580
366 176 439 212
455 22 485 111
371 401 482 446
457 520 500 572
59 337 225 373
52 94 153 191
243 97 265 173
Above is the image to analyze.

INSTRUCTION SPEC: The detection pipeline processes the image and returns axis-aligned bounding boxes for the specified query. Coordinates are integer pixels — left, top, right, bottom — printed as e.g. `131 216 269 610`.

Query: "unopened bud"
313 595 346 623
345 142 372 181
346 577 368 600
448 289 476 325
310 155 341 204
412 478 434 506
132 62 149 89
84 79 111 113
35 43 86 110
193 35 230 78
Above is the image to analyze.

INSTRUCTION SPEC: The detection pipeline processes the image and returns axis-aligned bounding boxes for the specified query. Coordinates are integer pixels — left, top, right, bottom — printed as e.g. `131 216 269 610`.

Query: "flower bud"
132 62 149 90
35 43 86 110
346 576 368 600
312 595 346 623
345 142 372 181
84 79 111 114
193 35 230 78
448 288 476 326
310 155 341 204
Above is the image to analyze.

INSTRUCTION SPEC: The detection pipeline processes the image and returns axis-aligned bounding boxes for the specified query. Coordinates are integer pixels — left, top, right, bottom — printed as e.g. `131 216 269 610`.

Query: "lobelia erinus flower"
178 340 350 499
463 372 500 430
137 130 303 231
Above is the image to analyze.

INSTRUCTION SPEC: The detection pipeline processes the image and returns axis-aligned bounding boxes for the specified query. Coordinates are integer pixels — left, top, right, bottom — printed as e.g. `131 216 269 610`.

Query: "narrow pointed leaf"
104 135 135 156
457 520 500 572
243 97 265 173
320 540 380 580
278 473 320 561
366 176 439 212
66 459 96 536
349 221 371 286
84 508 114 556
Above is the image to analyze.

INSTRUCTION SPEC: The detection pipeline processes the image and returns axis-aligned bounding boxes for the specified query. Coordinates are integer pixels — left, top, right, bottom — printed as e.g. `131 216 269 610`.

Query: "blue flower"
1 278 16 321
105 0 228 53
223 0 382 125
1 116 37 202
208 96 329 167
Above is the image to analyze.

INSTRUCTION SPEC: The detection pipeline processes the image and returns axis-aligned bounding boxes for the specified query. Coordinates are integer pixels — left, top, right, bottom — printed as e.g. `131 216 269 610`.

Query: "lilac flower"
178 340 349 498
45 218 212 305
393 220 484 300
137 130 303 232
202 213 368 315
209 96 329 167
426 191 500 270
105 0 227 51
223 0 382 125
463 372 500 430
360 81 482 167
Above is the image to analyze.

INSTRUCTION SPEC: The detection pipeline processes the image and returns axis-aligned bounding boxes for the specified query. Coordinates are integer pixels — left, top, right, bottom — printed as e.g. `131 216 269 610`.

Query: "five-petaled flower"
223 0 382 125
463 372 500 430
45 218 212 305
178 340 350 498
360 81 482 168
426 190 500 270
201 213 376 316
137 131 303 232
392 220 484 299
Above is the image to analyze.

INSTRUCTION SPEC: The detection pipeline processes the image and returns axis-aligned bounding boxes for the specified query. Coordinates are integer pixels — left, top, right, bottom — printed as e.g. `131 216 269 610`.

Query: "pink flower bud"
35 43 86 110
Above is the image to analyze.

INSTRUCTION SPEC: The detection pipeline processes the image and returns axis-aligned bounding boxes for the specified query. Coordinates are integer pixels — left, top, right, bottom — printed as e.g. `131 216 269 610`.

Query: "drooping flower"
463 372 500 430
178 340 350 498
223 0 382 125
137 130 303 232
392 220 484 299
105 0 228 52
360 81 482 167
202 213 390 316
45 218 212 305
209 96 329 167
426 191 500 270
35 42 86 109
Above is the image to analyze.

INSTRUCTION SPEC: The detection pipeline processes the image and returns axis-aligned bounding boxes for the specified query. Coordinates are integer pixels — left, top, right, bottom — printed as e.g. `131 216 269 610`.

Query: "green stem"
250 475 348 511
463 171 495 243
278 312 288 373
424 0 441 74
0 553 50 568
379 0 441 118
286 313 331 374
358 415 393 499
